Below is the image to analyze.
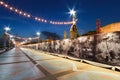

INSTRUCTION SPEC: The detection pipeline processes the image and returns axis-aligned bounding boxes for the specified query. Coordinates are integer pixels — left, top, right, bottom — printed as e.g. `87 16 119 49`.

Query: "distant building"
100 22 120 34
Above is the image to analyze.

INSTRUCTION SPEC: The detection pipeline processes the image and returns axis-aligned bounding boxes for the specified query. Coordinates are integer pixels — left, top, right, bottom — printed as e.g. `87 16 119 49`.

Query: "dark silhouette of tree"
42 31 61 40
82 31 96 36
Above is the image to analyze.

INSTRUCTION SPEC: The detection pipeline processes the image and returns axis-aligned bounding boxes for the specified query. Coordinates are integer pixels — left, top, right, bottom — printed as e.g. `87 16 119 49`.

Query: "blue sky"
0 0 120 38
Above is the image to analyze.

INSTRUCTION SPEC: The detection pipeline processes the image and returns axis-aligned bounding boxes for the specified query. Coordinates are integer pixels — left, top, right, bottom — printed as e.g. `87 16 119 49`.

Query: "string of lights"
4 26 41 43
6 32 39 41
0 1 72 25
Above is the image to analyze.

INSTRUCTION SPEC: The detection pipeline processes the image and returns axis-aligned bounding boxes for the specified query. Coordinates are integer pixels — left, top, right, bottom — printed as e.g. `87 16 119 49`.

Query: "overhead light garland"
0 1 72 25
3 26 41 42
6 32 39 41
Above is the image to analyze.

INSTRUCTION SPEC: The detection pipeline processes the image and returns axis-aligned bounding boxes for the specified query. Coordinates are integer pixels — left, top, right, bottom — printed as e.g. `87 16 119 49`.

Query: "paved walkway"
0 47 120 80
0 48 44 80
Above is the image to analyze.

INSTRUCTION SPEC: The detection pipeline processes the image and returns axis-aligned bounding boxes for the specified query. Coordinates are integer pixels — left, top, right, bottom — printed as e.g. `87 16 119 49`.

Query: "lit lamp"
29 37 32 41
69 9 77 25
69 9 79 39
36 32 40 43
11 39 16 45
4 26 11 33
10 35 13 39
29 37 32 43
9 35 13 48
3 26 11 50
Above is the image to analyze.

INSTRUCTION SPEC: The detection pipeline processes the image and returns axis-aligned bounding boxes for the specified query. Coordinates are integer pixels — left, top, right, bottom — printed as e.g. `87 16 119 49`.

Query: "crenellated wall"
24 31 120 66
96 32 120 65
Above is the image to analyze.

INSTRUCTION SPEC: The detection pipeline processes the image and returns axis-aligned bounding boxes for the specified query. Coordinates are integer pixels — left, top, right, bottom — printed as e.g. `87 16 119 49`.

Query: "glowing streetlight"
36 32 40 43
10 35 13 39
12 39 16 45
69 9 77 25
4 26 11 32
29 37 32 41
28 37 32 44
4 26 11 49
9 35 13 49
36 32 40 36
69 9 76 16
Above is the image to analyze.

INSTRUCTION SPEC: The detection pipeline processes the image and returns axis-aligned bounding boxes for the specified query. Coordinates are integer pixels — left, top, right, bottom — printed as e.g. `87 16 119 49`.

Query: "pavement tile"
36 59 74 74
0 48 25 57
0 57 30 64
20 48 120 80
0 62 45 80
57 70 120 80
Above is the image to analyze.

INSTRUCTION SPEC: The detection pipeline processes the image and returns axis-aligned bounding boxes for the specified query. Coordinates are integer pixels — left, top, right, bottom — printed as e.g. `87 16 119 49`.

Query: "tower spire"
64 31 67 39
96 19 101 34
69 9 79 39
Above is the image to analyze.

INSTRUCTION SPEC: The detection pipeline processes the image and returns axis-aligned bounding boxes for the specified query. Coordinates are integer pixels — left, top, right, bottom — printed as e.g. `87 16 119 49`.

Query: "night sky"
0 0 120 38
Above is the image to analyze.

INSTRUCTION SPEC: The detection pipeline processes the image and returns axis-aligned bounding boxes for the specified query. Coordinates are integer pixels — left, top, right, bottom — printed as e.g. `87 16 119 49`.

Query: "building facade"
100 22 120 33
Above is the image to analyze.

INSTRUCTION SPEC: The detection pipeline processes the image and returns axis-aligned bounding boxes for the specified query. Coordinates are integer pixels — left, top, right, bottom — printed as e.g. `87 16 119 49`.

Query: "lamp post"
4 26 11 33
29 37 32 43
69 9 79 39
69 9 77 25
4 26 11 50
29 37 32 41
36 32 40 43
9 35 13 49
11 39 16 47
36 32 40 50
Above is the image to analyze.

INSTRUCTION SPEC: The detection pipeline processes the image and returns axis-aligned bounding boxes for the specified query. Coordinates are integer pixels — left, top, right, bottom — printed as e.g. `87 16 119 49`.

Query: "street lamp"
69 9 77 25
9 35 13 49
11 39 16 46
10 35 13 39
36 32 40 36
29 37 32 41
69 8 79 39
4 26 11 33
29 37 32 44
69 9 76 16
3 26 11 50
36 32 40 43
